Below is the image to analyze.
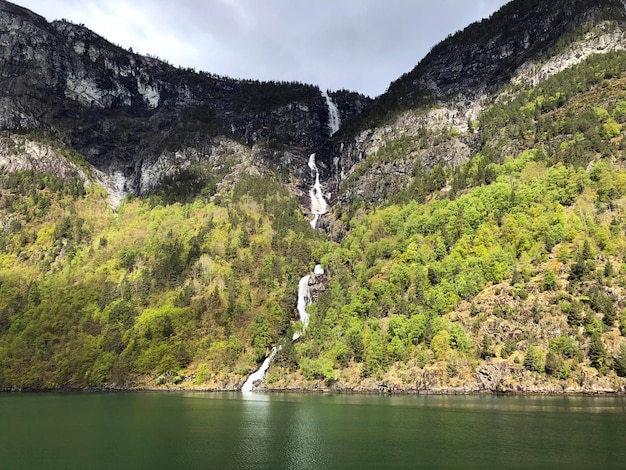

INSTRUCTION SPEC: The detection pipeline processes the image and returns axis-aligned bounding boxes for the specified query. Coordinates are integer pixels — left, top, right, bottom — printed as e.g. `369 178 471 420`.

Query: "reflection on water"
238 393 272 468
285 396 326 469
238 393 330 469
1 392 625 469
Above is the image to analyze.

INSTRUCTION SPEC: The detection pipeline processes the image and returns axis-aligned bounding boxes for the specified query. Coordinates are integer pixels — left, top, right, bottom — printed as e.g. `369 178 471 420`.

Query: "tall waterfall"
308 153 328 230
241 157 328 392
293 274 311 340
321 90 341 135
241 267 319 391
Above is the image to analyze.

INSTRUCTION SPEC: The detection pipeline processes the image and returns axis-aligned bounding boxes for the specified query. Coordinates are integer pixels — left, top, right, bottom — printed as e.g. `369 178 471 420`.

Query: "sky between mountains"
15 0 509 97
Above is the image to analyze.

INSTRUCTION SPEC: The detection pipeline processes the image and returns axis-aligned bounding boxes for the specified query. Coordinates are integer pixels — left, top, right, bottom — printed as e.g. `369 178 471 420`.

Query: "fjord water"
2 393 626 469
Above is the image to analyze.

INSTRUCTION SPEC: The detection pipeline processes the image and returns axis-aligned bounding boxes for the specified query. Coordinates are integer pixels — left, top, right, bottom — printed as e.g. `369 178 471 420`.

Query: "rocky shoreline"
4 354 626 396
4 382 626 396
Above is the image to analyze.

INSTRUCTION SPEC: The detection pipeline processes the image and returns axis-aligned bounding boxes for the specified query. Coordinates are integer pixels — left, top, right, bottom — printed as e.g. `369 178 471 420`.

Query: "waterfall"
308 90 335 227
321 90 341 135
241 347 279 392
241 270 314 391
308 153 328 230
241 157 328 391
293 275 312 340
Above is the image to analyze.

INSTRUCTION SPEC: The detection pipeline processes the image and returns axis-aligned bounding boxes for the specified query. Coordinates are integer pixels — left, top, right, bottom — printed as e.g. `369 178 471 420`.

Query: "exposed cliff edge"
332 0 626 206
0 0 370 202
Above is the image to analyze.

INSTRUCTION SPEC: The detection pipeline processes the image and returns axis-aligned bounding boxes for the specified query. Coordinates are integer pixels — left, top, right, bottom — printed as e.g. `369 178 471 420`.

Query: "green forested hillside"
289 152 626 390
269 50 626 391
0 169 321 389
3 43 626 393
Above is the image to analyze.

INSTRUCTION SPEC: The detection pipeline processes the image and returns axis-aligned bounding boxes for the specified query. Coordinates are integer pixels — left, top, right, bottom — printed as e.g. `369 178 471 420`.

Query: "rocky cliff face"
332 0 626 206
2 0 626 209
0 0 371 199
373 0 626 111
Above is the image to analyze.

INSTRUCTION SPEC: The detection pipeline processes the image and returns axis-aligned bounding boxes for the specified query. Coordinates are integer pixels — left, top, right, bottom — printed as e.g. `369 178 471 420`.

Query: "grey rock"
0 0 370 199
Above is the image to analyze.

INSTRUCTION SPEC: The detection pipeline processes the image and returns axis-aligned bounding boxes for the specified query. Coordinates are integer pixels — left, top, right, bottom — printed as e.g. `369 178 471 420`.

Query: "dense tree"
524 346 545 373
615 344 626 378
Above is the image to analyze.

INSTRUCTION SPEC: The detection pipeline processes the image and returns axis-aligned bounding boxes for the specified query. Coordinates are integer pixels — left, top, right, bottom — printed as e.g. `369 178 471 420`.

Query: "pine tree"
614 344 626 378
582 239 593 260
479 334 495 359
588 333 608 370
524 346 544 373
569 252 589 281
543 270 557 291
545 350 563 377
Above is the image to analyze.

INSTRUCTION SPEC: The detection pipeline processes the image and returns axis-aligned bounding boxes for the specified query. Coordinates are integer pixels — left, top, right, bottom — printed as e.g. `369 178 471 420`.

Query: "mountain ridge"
331 0 626 207
0 0 371 203
2 0 626 393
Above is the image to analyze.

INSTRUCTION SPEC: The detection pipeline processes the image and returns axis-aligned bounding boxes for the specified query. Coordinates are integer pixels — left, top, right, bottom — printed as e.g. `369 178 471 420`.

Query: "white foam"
241 347 279 392
321 90 341 135
308 153 328 229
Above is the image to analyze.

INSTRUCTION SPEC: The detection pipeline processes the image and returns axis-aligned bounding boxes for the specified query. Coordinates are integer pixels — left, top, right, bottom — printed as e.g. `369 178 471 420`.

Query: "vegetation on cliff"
3 0 626 393
0 168 322 389
274 50 626 392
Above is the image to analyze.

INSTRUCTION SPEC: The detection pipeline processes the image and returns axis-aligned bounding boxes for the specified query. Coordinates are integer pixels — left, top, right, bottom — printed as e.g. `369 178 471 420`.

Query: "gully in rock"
241 152 330 392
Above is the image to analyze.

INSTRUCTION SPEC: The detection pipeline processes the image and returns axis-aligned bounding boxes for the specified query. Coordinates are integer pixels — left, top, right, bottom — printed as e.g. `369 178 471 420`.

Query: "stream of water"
322 90 341 135
308 153 328 230
242 92 340 391
241 347 278 392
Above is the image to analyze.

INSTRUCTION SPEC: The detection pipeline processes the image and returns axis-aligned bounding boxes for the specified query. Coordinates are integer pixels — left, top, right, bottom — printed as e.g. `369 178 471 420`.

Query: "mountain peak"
349 0 626 132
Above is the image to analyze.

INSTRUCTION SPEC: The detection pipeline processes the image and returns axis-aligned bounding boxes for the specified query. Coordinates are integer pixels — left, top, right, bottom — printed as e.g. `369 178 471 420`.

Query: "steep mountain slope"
275 50 626 392
364 0 626 116
2 0 626 393
332 0 626 206
0 0 370 201
268 0 626 393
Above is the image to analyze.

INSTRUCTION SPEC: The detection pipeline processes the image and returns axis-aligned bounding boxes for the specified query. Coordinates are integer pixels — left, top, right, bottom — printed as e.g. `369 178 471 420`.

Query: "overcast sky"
14 0 510 97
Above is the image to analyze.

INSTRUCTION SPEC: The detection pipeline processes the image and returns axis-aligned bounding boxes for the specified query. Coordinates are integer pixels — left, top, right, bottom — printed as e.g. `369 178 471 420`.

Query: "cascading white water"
321 90 341 135
293 265 324 340
292 265 325 340
308 153 328 229
242 158 328 391
241 268 316 391
241 347 279 392
293 274 312 340
307 90 338 227
241 101 333 392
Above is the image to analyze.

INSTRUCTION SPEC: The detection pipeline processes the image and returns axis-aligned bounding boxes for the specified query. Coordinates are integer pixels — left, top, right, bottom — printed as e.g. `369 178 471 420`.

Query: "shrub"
545 350 564 377
501 338 517 359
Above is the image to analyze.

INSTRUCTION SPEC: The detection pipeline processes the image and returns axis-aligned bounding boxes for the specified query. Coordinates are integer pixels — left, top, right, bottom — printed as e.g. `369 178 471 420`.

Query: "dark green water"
1 392 625 469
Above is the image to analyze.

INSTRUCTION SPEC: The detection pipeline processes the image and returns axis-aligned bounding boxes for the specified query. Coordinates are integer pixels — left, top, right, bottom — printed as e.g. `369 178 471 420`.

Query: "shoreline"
3 384 626 397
